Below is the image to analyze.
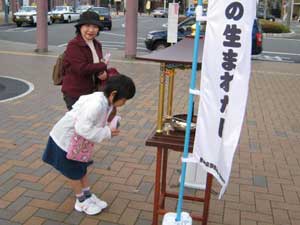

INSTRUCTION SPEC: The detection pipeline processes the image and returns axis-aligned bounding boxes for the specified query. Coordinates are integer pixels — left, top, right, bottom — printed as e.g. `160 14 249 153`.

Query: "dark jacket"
62 35 107 98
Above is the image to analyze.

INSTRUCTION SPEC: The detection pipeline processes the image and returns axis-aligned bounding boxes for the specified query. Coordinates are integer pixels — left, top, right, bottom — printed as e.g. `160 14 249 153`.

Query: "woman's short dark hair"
75 25 100 36
103 74 136 102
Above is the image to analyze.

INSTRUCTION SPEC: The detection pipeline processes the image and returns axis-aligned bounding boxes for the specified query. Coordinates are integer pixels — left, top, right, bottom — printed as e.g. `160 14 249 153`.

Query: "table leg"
153 147 163 225
202 173 213 225
161 148 168 209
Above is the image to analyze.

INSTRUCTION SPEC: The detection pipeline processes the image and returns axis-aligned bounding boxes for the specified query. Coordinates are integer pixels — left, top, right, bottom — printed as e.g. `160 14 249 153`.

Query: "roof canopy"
136 37 204 65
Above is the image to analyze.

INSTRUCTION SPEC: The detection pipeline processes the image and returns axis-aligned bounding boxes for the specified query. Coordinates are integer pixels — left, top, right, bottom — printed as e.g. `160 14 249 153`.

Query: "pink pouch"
66 132 94 163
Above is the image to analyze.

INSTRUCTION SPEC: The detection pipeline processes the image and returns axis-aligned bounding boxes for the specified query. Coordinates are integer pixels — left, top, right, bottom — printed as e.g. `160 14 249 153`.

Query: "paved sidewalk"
1 40 300 225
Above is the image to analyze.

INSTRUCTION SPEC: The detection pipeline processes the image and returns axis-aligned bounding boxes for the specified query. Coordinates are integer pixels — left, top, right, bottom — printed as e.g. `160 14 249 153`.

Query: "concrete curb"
263 29 296 38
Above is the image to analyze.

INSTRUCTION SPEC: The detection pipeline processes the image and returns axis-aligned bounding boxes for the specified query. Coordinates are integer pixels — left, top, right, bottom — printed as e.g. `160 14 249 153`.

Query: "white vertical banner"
191 0 256 198
167 3 179 44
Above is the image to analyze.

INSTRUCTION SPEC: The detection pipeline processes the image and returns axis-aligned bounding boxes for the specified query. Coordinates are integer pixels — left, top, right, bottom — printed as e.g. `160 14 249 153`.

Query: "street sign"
167 3 179 44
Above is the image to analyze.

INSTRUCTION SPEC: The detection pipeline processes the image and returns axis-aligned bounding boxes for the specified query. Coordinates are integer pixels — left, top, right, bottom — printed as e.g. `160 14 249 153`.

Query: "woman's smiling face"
80 24 99 41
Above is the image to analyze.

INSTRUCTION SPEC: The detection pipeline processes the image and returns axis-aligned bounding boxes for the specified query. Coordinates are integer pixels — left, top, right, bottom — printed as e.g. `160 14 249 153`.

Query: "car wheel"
51 18 55 24
153 41 167 50
68 17 71 23
16 22 22 27
108 25 112 31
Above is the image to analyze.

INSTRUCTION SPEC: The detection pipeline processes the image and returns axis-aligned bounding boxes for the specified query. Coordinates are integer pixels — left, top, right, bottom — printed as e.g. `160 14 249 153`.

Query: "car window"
54 6 68 11
78 5 91 10
20 6 36 12
178 18 196 30
92 7 109 15
179 17 206 34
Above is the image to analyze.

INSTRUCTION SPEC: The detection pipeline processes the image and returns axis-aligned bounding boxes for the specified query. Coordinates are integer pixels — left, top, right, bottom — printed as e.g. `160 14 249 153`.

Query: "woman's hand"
98 71 108 81
110 128 120 137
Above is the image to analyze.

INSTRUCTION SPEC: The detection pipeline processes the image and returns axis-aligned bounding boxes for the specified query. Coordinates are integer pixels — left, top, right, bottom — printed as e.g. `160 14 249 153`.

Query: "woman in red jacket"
62 11 108 110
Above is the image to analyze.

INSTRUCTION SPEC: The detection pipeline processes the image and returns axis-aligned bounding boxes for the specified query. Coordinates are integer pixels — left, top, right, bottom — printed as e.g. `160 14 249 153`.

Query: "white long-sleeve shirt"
50 92 112 152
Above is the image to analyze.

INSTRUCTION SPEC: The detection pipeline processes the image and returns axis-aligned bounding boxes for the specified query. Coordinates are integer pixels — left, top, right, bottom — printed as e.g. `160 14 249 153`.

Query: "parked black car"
145 17 202 50
144 17 263 55
88 7 112 30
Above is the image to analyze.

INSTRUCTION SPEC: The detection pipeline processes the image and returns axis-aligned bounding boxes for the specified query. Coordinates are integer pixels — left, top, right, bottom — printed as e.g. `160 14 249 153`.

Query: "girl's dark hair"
104 74 136 102
75 25 100 36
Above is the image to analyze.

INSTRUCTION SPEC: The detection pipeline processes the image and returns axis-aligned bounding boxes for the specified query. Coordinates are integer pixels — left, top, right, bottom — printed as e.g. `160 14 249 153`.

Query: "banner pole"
175 0 203 222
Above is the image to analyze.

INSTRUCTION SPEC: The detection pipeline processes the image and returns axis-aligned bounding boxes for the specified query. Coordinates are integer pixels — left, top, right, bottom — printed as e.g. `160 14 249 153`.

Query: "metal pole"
2 0 9 24
156 63 166 133
124 0 138 58
291 0 294 21
10 0 16 16
263 0 267 19
286 0 292 27
36 0 48 52
176 0 203 221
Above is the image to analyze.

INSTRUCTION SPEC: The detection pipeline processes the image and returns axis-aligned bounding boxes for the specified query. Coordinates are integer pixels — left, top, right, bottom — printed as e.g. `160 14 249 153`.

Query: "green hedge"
259 19 290 33
178 17 290 34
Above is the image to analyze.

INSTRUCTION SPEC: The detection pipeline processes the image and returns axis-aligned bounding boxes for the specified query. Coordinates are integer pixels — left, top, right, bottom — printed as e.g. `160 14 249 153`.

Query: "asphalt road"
0 16 160 52
0 16 300 63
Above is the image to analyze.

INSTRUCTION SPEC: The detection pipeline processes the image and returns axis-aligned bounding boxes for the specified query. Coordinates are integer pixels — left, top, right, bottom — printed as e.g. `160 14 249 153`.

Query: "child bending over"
42 74 135 215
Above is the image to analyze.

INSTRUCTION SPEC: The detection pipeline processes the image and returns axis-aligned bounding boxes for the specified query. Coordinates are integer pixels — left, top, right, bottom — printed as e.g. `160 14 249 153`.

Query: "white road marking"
57 41 145 48
23 28 36 32
263 51 300 56
0 76 34 103
265 37 300 42
4 27 24 32
57 43 68 47
101 31 145 40
252 54 294 63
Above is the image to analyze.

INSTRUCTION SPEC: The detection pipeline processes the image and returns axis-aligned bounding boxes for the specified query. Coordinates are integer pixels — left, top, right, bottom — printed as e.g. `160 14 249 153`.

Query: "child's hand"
98 71 108 80
110 128 120 137
107 107 117 122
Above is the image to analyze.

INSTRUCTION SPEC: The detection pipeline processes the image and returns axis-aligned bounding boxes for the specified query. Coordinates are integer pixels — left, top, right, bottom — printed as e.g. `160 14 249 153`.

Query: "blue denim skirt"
42 137 93 180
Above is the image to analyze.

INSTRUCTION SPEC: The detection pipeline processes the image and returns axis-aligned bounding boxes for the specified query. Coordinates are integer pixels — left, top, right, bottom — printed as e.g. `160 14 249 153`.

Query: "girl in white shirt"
42 74 135 215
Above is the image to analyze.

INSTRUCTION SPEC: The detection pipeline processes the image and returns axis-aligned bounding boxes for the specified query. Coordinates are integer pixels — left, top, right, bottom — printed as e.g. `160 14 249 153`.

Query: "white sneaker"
74 198 102 215
89 194 108 209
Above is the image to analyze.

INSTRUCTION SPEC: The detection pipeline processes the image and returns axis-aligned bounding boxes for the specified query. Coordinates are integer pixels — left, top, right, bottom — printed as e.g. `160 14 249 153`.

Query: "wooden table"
146 129 213 225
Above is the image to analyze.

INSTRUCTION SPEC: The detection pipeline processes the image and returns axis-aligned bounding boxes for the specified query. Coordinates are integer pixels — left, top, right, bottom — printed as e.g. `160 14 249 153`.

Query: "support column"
10 0 17 16
124 0 138 59
35 0 48 52
2 0 9 24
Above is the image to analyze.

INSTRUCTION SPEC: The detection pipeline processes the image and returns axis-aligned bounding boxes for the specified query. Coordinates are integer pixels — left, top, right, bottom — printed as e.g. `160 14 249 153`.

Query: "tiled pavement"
1 39 300 225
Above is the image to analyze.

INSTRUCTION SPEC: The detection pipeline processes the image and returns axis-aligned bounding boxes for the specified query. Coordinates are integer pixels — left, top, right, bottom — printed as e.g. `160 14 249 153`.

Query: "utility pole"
263 0 268 19
283 0 292 28
36 0 48 52
124 0 138 58
2 0 9 24
10 0 16 16
286 0 292 28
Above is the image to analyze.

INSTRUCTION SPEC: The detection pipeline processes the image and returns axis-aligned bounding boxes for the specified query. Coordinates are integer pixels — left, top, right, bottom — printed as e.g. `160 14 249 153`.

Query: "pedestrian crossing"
57 40 148 51
0 26 36 33
0 24 298 59
0 25 148 51
252 52 296 63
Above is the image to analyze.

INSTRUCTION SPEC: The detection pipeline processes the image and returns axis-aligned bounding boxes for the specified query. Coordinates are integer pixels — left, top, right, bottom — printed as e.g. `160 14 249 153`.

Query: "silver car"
152 7 168 18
